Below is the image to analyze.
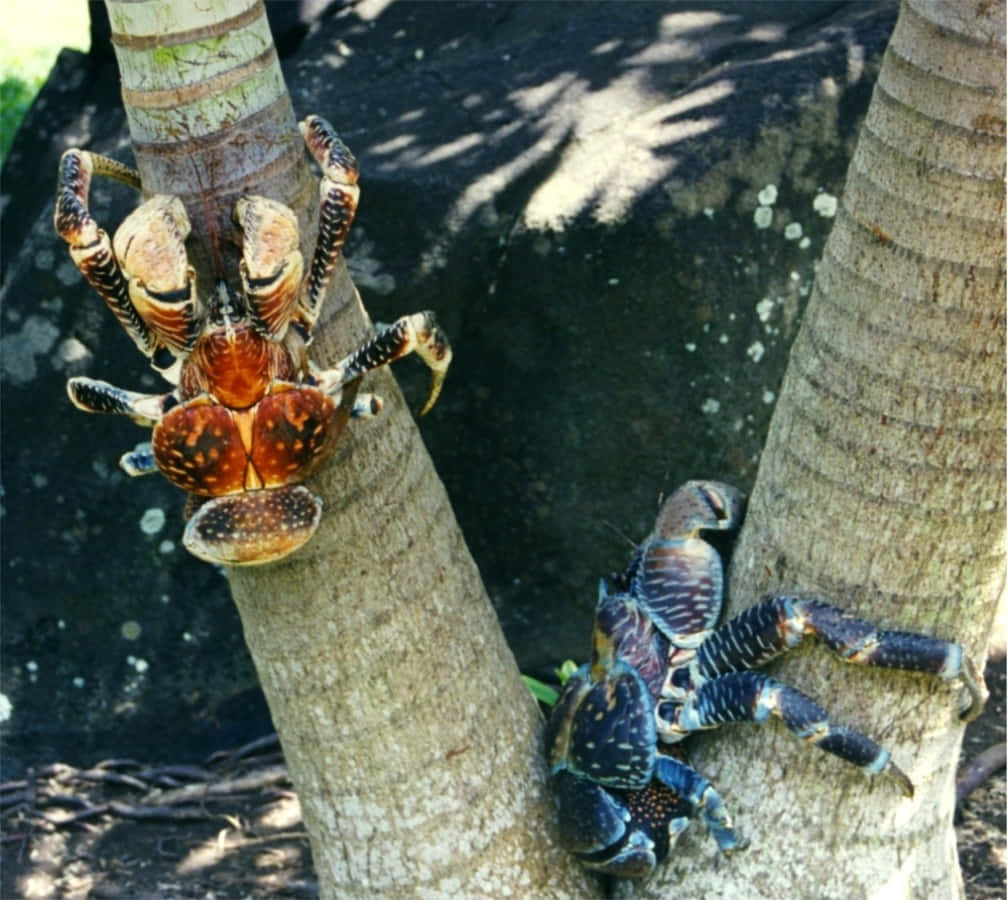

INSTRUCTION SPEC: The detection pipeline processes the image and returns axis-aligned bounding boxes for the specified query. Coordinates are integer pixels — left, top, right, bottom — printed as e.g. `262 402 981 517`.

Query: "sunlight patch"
256 793 303 830
177 829 243 875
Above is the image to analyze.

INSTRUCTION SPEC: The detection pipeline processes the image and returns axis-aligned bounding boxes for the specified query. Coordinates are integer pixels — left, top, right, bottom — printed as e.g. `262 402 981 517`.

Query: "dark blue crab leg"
549 760 742 878
549 770 691 880
694 596 986 720
651 755 745 852
661 670 915 796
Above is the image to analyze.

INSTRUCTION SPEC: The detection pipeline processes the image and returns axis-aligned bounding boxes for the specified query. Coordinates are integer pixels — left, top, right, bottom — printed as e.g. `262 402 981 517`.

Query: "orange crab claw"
182 484 323 566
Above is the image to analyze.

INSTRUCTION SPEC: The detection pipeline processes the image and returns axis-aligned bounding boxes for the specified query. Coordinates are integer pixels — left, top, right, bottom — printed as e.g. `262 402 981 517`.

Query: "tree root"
0 733 297 833
956 742 1007 807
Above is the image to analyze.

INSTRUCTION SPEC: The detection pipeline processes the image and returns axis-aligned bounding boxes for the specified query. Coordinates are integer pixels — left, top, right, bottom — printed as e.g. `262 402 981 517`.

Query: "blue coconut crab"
544 480 985 881
55 116 451 565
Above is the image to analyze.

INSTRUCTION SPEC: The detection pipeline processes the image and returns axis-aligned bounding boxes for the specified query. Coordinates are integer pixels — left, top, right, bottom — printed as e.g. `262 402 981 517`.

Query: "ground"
3 657 1004 899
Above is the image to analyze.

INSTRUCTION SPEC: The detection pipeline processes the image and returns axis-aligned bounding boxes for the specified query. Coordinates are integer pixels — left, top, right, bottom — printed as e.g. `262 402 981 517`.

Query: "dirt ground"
3 659 1004 899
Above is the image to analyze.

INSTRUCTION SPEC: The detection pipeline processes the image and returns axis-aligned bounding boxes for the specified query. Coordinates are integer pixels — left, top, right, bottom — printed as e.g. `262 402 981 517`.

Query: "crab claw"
654 480 745 539
182 485 323 566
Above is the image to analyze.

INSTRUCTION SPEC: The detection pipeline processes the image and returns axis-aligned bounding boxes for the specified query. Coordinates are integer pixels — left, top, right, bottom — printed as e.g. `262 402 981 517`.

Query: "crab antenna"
600 519 639 549
85 153 142 192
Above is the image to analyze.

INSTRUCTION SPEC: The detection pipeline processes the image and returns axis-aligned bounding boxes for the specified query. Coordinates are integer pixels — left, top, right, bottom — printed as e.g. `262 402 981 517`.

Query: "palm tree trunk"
645 1 1005 897
104 1 590 895
106 0 313 291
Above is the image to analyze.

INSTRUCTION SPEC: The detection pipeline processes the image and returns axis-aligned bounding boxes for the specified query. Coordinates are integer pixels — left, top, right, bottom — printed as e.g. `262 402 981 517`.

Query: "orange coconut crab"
54 116 451 566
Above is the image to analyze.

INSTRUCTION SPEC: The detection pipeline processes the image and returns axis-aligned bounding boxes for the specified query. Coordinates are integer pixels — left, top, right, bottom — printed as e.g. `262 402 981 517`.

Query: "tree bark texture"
106 0 314 294
227 273 590 897
647 2 1005 898
104 1 590 896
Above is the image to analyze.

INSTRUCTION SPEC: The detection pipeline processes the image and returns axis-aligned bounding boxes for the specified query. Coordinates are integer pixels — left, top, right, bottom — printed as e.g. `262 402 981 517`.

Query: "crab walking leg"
120 442 158 477
314 312 453 415
67 376 175 427
693 596 986 720
548 771 654 859
55 149 154 357
298 115 360 330
662 671 915 796
651 755 745 852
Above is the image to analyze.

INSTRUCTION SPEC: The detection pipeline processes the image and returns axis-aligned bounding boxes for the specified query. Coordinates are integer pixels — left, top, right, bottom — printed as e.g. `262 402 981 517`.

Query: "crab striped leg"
68 377 176 478
67 376 176 427
693 596 986 721
298 115 360 331
312 312 452 415
659 670 915 796
55 149 155 358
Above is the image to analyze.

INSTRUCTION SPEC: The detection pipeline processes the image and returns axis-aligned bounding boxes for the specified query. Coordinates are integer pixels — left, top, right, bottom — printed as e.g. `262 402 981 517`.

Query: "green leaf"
556 659 579 685
522 675 559 707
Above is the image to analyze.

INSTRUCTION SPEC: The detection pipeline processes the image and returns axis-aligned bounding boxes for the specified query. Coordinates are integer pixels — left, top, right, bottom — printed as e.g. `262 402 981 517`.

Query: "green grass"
1 0 90 161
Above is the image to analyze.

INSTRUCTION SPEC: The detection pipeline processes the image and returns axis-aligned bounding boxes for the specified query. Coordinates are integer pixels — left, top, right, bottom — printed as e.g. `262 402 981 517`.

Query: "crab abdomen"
153 399 249 494
152 383 341 497
183 484 324 565
250 385 343 484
